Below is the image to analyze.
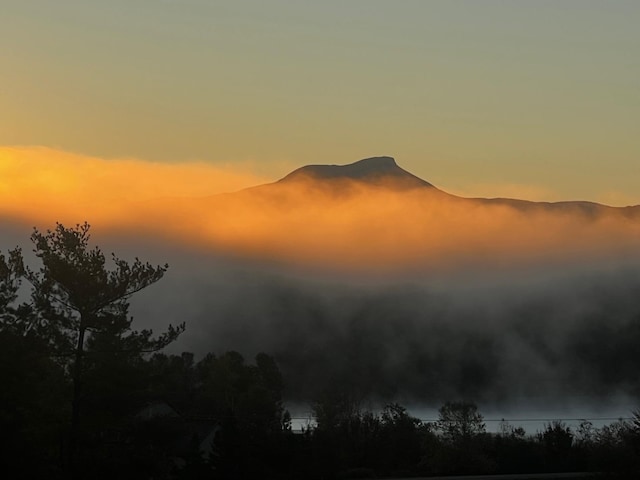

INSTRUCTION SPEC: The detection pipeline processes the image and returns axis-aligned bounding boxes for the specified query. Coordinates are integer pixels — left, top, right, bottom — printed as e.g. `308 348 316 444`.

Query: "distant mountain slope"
474 196 639 219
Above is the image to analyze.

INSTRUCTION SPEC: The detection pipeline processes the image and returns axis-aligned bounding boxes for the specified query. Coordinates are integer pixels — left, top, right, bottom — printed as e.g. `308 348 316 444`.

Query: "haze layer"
2 147 639 273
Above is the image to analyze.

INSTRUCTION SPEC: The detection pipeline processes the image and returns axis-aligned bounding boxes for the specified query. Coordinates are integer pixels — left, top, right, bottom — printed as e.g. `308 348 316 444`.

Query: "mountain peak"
278 156 433 190
353 156 398 168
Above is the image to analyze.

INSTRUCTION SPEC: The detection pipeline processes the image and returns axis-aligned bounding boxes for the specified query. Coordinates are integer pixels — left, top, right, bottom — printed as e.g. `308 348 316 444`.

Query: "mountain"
277 156 433 190
251 156 639 217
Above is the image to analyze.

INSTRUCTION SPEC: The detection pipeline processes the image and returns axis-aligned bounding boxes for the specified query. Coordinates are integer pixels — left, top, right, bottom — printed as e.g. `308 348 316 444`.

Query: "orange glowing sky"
2 146 639 271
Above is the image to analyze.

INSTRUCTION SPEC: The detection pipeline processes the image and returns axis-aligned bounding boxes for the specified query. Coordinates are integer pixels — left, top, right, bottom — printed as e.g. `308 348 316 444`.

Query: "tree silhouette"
1 247 67 477
433 401 491 475
0 247 24 324
379 403 422 474
436 401 486 442
539 421 574 471
26 222 185 473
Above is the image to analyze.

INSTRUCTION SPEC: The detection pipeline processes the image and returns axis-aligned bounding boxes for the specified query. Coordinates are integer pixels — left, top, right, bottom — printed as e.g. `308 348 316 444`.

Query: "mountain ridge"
242 156 639 215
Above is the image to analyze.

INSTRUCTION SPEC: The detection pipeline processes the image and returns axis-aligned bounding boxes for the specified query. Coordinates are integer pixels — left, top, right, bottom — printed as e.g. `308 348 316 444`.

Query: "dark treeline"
3 337 640 480
2 223 640 479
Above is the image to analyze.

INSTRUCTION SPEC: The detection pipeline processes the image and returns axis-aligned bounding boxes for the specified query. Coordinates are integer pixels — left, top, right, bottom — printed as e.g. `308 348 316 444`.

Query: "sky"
1 0 639 204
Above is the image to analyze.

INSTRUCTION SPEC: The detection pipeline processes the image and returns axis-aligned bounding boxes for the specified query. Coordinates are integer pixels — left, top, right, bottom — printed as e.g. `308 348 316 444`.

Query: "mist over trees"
134 262 640 408
2 223 640 478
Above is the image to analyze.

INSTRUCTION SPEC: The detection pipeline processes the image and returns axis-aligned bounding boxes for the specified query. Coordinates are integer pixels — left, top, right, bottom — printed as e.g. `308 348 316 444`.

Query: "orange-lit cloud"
93 175 640 271
2 146 640 272
0 146 267 224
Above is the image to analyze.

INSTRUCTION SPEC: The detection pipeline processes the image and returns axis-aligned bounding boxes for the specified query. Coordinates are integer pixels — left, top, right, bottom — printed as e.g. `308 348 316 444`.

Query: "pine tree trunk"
68 323 86 476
